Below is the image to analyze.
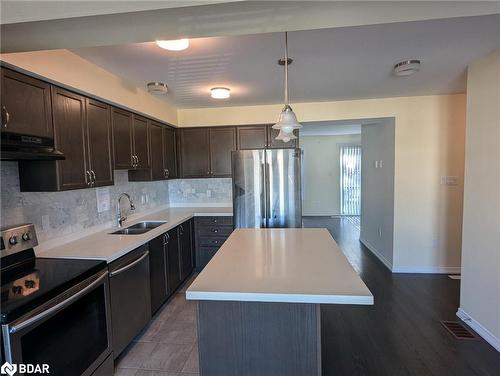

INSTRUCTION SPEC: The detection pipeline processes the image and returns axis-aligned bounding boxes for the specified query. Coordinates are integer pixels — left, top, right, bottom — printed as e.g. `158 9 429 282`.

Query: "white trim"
457 308 500 352
359 237 393 271
392 266 462 274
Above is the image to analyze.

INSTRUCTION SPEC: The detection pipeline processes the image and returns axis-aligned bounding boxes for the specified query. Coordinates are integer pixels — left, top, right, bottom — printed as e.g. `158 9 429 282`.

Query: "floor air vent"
441 321 478 340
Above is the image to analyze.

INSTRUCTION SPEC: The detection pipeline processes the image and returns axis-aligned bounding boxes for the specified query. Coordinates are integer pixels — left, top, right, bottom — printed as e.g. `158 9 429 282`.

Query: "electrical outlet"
41 215 50 230
207 189 212 198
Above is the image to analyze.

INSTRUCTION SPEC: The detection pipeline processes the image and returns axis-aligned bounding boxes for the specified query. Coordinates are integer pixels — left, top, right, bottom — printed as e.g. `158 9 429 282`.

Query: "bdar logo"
0 362 17 376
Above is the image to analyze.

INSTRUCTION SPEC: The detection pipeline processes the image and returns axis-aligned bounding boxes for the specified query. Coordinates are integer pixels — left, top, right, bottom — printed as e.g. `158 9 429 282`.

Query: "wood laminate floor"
303 215 500 376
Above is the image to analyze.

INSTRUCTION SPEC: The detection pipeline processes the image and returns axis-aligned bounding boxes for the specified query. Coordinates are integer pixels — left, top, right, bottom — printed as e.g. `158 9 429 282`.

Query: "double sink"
110 221 167 235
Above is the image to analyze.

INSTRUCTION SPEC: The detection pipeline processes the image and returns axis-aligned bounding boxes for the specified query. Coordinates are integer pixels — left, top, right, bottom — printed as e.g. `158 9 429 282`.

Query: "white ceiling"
71 15 500 109
0 1 236 24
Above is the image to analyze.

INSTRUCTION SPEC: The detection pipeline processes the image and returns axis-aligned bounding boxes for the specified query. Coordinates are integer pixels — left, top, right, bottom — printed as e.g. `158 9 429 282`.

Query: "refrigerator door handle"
261 159 267 228
264 151 271 228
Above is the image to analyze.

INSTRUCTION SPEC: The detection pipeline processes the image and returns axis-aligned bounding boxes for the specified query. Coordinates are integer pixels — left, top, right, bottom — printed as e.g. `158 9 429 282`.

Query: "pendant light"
272 32 301 142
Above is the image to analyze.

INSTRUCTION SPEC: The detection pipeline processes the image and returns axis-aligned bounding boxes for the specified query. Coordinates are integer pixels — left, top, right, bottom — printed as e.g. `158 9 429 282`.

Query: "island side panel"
197 300 321 376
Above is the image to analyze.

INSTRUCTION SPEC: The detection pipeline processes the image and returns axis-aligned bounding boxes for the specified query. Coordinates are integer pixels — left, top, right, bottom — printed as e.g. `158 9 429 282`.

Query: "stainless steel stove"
1 224 113 376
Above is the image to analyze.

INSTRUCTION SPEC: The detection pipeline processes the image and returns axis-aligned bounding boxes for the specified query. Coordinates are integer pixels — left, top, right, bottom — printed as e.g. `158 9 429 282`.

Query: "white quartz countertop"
36 207 232 263
186 228 374 305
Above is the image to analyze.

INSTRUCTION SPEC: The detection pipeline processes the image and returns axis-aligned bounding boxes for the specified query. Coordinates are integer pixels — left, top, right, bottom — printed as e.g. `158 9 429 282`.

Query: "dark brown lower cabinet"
179 219 194 281
195 216 233 271
166 227 182 296
149 233 169 314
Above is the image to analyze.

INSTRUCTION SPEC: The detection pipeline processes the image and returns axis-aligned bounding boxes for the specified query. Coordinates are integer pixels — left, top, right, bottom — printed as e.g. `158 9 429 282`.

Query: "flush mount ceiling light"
211 87 231 99
147 81 168 95
272 32 301 142
393 59 421 76
156 38 189 51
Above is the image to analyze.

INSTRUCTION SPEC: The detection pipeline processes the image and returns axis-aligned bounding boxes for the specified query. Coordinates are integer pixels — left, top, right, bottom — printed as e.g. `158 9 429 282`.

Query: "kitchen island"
186 228 374 376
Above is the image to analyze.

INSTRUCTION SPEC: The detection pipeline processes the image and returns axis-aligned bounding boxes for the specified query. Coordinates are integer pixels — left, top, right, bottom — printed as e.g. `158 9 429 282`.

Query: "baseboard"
392 266 462 274
457 308 500 352
359 238 393 271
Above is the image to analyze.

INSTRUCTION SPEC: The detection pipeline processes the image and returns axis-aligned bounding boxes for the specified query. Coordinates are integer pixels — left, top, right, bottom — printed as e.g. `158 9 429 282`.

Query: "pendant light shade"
276 128 298 143
273 32 302 142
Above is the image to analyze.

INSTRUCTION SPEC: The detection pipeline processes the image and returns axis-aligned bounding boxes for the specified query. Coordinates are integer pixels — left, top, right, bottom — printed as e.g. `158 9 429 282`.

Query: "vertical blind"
340 145 362 216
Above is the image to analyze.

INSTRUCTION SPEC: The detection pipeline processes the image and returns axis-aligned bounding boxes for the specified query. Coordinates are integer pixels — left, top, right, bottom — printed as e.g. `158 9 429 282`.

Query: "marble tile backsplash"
168 178 232 206
1 162 169 243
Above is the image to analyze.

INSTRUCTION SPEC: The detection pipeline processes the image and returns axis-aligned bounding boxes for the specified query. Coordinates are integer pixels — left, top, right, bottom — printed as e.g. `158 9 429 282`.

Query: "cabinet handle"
136 155 139 166
86 170 92 186
166 168 169 178
163 233 168 245
212 229 219 233
90 170 96 185
1 106 9 128
179 224 184 235
131 155 135 168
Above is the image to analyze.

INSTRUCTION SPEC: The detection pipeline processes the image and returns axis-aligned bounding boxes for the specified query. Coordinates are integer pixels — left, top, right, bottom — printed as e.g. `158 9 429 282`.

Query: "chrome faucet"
116 193 135 227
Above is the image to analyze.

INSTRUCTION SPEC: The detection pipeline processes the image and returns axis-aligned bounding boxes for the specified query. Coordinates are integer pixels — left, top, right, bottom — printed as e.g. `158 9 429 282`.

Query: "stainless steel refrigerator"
232 149 302 228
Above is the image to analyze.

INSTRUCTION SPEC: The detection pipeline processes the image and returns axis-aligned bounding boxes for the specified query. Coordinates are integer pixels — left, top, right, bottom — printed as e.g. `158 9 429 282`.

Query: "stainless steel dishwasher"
108 245 151 358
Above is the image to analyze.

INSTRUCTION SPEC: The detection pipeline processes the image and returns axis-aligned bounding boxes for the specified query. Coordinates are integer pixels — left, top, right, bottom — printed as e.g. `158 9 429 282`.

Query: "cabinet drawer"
198 226 233 237
196 216 233 226
198 237 228 247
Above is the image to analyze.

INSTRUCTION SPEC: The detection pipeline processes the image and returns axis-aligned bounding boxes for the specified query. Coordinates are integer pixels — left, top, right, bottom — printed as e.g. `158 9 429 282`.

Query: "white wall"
301 134 361 216
458 49 500 351
360 121 395 269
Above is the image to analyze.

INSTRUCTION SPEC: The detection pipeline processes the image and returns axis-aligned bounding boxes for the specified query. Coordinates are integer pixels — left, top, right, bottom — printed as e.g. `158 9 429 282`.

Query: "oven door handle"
9 271 108 334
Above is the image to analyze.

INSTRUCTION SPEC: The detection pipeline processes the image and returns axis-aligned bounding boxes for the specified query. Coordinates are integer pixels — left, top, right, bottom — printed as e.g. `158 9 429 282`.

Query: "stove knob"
22 232 31 241
9 236 18 245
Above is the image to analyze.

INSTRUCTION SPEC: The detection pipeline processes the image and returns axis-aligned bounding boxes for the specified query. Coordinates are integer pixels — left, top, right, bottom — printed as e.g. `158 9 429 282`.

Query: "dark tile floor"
115 216 499 375
303 215 500 376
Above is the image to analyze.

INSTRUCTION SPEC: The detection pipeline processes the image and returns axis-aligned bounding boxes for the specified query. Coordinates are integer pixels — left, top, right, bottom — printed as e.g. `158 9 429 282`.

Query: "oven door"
2 270 112 376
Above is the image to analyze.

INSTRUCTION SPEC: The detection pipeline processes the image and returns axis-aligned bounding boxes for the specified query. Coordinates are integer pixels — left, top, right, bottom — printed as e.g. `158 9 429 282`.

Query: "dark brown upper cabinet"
267 125 299 149
132 115 150 169
85 99 114 187
18 88 114 191
112 108 150 170
179 128 210 178
129 120 175 182
0 68 53 138
112 108 134 169
237 125 267 149
163 127 178 179
209 127 236 177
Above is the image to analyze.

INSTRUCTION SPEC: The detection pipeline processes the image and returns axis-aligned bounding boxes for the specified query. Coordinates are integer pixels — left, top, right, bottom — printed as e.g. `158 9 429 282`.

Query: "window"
340 145 361 215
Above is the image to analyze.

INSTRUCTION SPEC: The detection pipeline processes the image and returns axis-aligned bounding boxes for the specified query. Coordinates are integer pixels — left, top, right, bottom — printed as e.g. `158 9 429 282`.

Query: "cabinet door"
166 228 181 296
1 68 53 138
86 99 113 187
209 127 236 177
112 108 133 169
179 220 194 281
163 127 178 179
52 87 88 190
149 121 165 180
133 115 150 169
180 128 210 178
237 125 267 149
267 125 299 149
149 234 168 314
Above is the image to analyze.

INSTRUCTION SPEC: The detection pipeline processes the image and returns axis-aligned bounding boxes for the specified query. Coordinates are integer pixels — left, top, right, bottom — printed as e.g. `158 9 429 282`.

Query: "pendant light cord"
284 31 289 106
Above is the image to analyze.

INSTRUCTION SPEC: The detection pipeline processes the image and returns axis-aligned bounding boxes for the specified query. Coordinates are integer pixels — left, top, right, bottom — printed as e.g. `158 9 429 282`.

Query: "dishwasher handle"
109 251 149 277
